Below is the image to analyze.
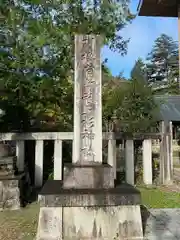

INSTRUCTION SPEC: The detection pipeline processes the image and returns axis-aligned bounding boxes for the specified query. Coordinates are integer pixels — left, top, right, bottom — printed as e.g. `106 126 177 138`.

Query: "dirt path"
158 169 180 193
174 168 180 182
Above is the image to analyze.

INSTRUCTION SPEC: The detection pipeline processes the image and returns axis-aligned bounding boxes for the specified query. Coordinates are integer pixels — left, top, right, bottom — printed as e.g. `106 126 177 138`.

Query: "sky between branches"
102 0 178 78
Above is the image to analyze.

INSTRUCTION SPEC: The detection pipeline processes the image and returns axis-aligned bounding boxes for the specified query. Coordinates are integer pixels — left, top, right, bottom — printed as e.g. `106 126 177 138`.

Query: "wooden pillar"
125 140 134 185
142 139 152 185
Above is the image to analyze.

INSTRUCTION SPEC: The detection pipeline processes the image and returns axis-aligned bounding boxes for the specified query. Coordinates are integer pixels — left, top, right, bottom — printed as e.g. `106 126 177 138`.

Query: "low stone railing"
0 132 161 187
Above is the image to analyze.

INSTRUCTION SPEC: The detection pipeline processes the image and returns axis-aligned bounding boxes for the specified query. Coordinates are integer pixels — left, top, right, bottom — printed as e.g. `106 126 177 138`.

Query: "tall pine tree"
131 58 147 82
146 34 178 89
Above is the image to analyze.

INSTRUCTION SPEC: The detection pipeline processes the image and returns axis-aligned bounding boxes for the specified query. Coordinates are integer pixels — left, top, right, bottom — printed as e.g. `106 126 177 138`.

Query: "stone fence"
0 132 168 187
152 139 180 165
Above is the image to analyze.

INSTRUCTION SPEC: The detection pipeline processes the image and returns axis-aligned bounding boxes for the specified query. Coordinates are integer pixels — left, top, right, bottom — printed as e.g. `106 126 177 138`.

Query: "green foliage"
1 1 157 135
146 34 178 88
102 77 158 133
131 58 147 82
131 34 179 95
0 0 133 131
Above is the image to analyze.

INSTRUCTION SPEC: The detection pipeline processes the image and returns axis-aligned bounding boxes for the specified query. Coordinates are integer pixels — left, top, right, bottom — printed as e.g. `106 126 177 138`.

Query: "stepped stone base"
0 173 25 210
36 180 143 240
63 163 114 189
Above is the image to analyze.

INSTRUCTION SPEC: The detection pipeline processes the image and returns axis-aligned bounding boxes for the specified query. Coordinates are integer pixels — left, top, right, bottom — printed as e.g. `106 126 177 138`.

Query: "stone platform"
36 180 143 240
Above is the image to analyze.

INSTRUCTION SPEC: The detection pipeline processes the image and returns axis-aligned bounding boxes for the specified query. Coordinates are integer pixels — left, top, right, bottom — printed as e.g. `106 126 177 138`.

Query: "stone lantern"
0 109 25 210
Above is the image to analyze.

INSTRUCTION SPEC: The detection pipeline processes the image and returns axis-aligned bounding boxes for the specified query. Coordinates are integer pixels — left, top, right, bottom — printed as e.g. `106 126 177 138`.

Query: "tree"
0 0 133 131
131 58 146 82
102 76 158 133
146 34 178 88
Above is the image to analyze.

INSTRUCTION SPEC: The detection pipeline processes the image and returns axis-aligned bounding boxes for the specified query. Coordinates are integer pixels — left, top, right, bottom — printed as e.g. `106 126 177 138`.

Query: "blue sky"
102 0 178 78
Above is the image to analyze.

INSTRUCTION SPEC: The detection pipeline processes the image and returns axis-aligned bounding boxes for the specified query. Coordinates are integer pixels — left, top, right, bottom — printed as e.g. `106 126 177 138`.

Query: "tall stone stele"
36 35 143 240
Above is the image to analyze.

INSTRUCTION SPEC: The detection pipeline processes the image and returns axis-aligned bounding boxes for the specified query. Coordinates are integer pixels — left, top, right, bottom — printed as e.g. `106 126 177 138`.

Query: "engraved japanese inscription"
75 35 102 163
80 35 96 162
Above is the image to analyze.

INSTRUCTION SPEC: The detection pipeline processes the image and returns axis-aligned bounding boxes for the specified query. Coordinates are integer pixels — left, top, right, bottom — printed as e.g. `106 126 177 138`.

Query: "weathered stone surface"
63 164 114 189
39 180 141 207
36 205 143 240
144 209 180 240
0 173 25 210
0 143 13 158
0 156 17 176
36 207 62 240
0 180 20 210
64 205 143 239
37 206 180 240
73 35 102 164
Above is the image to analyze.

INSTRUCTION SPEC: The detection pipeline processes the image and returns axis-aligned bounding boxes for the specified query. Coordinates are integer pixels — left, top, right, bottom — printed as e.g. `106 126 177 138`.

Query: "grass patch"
138 186 180 208
0 202 39 240
173 164 180 168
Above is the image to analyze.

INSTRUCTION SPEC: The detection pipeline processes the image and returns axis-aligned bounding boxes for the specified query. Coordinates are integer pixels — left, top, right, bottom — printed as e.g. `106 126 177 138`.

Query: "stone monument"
0 142 25 210
36 35 143 239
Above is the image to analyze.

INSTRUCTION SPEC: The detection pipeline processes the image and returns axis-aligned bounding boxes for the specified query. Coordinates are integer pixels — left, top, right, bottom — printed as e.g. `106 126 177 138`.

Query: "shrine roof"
138 0 179 17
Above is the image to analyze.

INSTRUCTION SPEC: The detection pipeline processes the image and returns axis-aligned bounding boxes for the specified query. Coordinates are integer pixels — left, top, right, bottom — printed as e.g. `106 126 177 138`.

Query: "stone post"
160 121 173 185
125 140 134 185
169 121 173 179
142 139 152 185
160 121 165 184
108 132 117 180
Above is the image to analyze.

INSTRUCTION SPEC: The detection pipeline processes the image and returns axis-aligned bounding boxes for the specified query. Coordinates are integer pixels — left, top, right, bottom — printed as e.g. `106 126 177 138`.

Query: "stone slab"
143 208 180 240
63 163 114 189
36 205 143 240
39 180 141 207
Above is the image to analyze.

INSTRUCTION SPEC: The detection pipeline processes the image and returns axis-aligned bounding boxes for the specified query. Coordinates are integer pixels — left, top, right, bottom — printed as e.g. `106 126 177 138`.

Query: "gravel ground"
0 202 39 240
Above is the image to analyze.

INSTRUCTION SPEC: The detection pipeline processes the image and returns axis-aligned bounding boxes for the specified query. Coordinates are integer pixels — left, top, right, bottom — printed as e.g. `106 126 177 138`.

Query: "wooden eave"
138 0 179 17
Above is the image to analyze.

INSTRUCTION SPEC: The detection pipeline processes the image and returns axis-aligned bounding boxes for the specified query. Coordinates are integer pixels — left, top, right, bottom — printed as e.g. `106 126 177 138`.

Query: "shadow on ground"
141 205 150 235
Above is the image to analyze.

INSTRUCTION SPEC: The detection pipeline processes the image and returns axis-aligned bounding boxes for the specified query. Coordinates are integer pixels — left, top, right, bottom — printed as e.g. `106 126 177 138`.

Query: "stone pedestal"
0 156 25 210
0 173 25 210
37 180 143 240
